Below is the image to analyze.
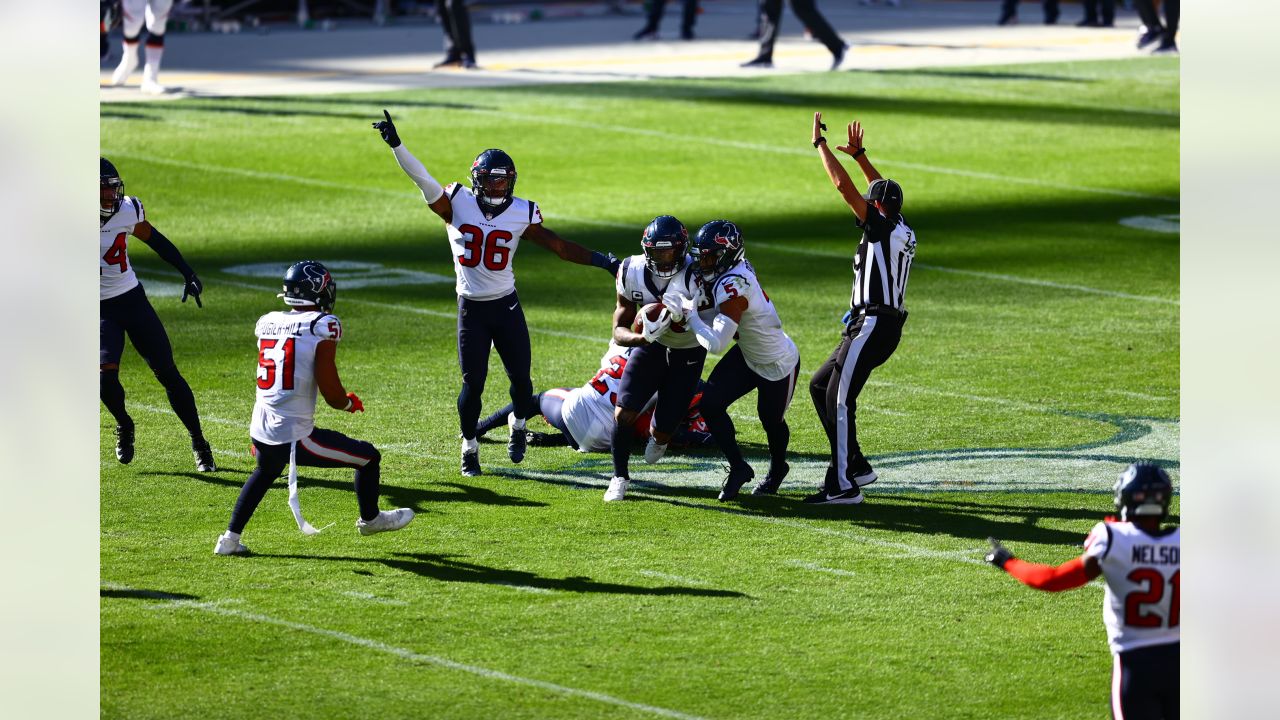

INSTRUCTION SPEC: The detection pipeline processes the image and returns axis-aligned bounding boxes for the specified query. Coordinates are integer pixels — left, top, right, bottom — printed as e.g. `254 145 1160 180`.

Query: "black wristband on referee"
813 137 827 148
851 147 866 159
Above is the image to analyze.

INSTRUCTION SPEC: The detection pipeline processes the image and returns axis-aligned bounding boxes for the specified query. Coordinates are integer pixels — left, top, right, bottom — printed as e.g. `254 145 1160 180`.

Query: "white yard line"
787 561 858 578
103 583 708 720
339 590 410 606
1107 389 1171 402
637 570 708 586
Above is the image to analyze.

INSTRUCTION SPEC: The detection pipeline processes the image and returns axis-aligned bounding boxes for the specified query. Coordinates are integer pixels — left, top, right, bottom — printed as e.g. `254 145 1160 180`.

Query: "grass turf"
100 57 1178 719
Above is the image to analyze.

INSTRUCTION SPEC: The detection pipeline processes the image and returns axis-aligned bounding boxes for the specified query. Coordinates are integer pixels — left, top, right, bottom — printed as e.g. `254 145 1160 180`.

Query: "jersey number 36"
458 225 513 271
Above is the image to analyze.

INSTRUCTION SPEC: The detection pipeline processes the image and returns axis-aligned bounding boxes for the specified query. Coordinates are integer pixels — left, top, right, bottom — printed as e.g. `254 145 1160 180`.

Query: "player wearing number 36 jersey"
214 261 415 556
985 463 1179 720
372 110 619 479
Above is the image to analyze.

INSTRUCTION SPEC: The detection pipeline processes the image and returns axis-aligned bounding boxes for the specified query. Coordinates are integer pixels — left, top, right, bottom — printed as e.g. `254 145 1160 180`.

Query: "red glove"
345 392 364 413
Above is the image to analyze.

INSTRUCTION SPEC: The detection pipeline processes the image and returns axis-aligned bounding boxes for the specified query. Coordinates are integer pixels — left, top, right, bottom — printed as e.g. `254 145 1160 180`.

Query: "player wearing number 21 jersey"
99 157 214 473
985 463 1179 720
372 110 619 479
214 261 414 556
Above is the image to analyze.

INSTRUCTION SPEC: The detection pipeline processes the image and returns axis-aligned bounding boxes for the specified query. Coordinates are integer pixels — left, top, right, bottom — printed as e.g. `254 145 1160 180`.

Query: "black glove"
181 274 204 308
373 109 401 149
985 537 1013 569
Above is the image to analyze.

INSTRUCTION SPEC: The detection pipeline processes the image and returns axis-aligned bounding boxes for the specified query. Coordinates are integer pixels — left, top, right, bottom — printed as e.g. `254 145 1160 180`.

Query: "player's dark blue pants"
99 284 203 439
457 291 536 440
612 343 706 478
1112 642 1178 720
476 390 578 449
699 345 800 473
228 428 381 533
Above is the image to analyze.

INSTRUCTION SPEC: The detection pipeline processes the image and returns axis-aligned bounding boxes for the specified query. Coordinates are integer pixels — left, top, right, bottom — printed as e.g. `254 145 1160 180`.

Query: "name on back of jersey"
1131 545 1178 565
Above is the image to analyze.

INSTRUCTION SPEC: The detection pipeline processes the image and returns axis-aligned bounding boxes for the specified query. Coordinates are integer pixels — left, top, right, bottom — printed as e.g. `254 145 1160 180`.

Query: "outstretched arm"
523 223 619 276
836 120 883 186
373 110 452 222
813 112 869 222
133 220 203 307
985 538 1101 592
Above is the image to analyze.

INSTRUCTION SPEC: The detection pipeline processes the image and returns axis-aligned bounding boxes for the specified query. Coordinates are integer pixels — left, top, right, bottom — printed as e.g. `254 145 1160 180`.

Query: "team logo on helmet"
300 263 332 293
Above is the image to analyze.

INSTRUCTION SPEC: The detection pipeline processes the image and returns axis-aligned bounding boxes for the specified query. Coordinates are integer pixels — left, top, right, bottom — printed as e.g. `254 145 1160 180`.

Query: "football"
631 302 686 334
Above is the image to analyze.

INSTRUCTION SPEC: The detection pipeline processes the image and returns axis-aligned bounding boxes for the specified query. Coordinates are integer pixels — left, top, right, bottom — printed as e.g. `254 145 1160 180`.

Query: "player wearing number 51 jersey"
986 463 1179 720
372 110 619 478
99 157 214 472
214 261 414 556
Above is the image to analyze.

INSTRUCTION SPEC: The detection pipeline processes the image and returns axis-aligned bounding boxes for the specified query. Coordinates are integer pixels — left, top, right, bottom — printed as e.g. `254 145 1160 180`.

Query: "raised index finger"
383 109 392 123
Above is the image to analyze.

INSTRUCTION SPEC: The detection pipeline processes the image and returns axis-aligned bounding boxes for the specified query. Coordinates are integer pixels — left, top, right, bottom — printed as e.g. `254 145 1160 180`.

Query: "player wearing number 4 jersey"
214 261 414 556
372 110 619 478
986 463 1179 720
99 157 215 473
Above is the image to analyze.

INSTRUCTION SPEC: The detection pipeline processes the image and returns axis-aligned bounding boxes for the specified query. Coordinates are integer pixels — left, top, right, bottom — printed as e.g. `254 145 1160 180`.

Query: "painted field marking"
102 584 708 720
339 590 409 606
787 561 858 578
1119 214 1180 234
637 570 708 586
223 260 451 289
1107 389 1171 402
495 582 556 595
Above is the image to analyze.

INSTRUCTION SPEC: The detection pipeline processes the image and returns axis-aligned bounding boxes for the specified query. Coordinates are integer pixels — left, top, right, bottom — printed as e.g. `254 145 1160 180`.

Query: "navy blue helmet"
470 149 517 217
101 157 124 221
640 215 688 278
279 260 338 312
691 220 746 283
1113 462 1174 521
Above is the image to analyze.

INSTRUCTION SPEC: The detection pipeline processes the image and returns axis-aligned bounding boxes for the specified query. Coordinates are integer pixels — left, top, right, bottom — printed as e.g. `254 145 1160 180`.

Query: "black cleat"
633 27 658 41
1136 27 1164 49
1151 39 1178 54
802 486 864 505
114 424 135 465
718 464 755 502
741 56 774 69
753 460 790 495
508 422 527 464
831 43 848 71
193 438 216 472
461 450 482 477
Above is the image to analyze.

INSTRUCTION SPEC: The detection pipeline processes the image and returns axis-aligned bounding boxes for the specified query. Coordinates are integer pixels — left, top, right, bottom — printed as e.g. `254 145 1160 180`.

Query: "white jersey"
705 259 799 381
100 196 145 300
616 256 714 350
443 183 541 300
249 309 343 445
560 343 633 452
1083 521 1180 654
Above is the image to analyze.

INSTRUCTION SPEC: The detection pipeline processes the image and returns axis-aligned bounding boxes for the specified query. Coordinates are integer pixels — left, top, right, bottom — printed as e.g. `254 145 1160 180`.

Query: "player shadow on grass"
142 470 547 512
259 552 748 598
100 587 199 602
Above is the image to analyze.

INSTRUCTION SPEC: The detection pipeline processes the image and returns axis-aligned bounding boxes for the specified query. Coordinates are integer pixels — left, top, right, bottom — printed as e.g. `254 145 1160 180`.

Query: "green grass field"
100 57 1179 719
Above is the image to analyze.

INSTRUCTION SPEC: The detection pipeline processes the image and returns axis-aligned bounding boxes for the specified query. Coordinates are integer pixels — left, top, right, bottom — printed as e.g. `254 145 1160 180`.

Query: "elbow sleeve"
694 314 738 355
392 145 444 204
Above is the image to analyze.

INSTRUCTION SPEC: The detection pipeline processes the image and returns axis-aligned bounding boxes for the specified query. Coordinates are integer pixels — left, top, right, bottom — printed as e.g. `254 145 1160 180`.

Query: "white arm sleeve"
392 145 445 204
689 312 738 355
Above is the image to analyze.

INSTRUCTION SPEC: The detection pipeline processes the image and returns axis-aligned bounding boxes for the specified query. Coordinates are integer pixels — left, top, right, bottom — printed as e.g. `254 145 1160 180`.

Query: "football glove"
345 392 364 413
985 537 1013 569
591 250 621 277
641 308 671 343
181 274 204 308
373 109 401 149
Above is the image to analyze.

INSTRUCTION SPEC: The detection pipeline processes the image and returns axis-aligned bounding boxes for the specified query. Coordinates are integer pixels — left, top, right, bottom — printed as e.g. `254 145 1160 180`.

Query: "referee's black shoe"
803 486 864 505
718 464 755 502
752 460 790 495
852 456 878 487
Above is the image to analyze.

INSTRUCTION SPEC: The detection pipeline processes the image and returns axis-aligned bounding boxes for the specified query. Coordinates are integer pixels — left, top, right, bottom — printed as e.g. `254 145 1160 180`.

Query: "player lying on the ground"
214 261 415 556
674 220 802 502
99 157 215 473
985 462 1179 719
473 342 714 453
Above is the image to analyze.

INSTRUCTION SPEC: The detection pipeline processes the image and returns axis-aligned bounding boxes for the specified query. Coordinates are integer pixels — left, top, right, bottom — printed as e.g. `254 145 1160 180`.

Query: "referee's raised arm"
836 120 883 186
813 111 868 222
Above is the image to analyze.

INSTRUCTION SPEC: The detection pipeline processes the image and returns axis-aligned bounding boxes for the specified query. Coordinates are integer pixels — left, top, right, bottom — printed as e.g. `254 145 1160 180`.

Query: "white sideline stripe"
134 402 241 427
495 582 555 595
787 561 857 578
1107 389 1171 402
104 584 707 720
339 590 409 606
107 151 1176 302
749 242 1179 306
637 570 707 586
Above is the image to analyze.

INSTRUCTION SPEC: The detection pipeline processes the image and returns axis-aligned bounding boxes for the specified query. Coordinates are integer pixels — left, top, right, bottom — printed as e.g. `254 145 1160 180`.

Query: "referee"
806 112 916 504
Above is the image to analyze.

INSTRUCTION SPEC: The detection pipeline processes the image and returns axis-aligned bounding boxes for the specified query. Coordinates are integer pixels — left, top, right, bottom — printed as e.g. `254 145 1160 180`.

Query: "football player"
474 342 715 453
108 0 173 94
605 215 715 502
214 261 415 556
99 157 214 472
986 463 1179 719
676 220 801 502
372 111 619 479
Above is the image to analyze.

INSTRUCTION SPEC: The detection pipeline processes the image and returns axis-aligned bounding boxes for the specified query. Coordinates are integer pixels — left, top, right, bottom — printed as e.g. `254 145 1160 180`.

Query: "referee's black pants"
809 312 903 493
756 0 844 60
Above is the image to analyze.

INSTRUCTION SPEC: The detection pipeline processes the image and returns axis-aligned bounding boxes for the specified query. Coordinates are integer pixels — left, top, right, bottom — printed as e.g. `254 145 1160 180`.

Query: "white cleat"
110 53 138 87
643 437 668 465
214 531 250 556
357 508 415 536
140 65 165 95
604 476 629 502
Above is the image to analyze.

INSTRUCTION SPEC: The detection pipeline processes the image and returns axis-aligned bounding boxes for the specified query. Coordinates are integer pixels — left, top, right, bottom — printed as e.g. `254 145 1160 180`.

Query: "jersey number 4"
257 338 296 391
1125 568 1180 628
103 232 128 272
458 225 513 270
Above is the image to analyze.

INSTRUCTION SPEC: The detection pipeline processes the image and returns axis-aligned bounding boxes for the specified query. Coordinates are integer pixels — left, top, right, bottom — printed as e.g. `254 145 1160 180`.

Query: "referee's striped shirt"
851 210 916 312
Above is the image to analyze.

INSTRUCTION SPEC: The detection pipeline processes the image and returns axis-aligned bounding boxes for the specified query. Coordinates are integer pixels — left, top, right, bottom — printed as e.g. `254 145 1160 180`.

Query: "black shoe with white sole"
192 438 216 472
718 464 756 502
115 423 135 465
753 461 790 495
802 487 865 505
461 450 482 477
852 456 877 487
508 424 527 464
